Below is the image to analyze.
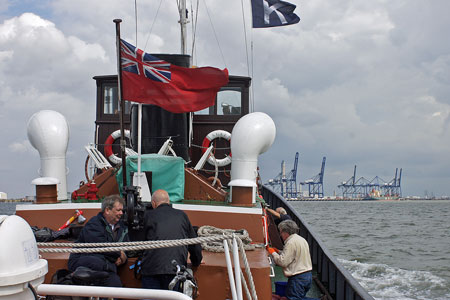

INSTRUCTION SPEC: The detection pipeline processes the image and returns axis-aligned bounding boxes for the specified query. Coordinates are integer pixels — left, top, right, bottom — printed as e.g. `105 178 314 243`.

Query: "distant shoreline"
287 197 450 202
0 199 34 203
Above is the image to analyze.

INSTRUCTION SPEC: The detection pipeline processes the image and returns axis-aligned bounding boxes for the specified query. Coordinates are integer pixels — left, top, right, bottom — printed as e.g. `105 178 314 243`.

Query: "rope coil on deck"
197 225 262 252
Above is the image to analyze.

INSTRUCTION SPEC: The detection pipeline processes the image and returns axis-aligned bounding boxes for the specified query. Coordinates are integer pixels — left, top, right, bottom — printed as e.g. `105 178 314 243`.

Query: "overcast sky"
1 0 450 199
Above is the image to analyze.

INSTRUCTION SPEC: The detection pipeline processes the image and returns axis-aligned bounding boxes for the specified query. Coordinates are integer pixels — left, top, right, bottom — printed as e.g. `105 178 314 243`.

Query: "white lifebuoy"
104 129 131 165
201 130 232 167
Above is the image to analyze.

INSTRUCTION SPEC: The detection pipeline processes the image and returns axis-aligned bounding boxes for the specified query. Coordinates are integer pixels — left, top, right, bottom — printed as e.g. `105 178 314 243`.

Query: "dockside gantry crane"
338 166 403 198
300 157 326 198
382 168 402 197
286 152 299 199
266 152 299 199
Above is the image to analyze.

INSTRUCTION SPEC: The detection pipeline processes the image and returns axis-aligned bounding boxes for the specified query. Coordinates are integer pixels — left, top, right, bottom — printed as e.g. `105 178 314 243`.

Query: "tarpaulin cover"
116 154 185 202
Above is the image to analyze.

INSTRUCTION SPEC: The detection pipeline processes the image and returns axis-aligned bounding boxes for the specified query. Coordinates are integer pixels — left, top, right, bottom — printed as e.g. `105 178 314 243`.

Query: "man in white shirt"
268 219 319 300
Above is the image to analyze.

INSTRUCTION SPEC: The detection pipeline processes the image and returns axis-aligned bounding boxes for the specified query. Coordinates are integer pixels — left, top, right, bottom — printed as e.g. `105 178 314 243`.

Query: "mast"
113 19 127 190
179 0 193 147
179 0 188 55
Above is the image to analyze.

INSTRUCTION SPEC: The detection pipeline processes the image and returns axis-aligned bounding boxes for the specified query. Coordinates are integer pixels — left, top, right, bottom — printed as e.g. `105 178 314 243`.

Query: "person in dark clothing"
68 194 129 287
141 189 202 290
266 207 292 226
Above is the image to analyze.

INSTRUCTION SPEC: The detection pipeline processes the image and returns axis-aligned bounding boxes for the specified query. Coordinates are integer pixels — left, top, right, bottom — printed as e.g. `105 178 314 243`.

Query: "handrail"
36 284 192 299
262 185 374 300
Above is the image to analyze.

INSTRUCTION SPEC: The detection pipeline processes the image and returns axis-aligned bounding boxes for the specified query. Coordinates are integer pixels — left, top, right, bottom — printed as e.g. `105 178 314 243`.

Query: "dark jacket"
141 203 202 276
68 212 129 272
275 213 292 226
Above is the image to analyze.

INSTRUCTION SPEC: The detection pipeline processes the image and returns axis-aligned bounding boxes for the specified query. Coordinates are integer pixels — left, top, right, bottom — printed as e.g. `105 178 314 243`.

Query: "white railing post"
223 239 238 300
233 236 243 300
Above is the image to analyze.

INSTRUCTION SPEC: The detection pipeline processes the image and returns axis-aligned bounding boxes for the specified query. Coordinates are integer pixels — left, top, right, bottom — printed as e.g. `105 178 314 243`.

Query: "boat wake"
338 258 450 300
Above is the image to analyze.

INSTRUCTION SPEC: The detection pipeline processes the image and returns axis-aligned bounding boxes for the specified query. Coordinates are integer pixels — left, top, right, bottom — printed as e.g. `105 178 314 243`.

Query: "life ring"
104 129 131 165
201 130 232 167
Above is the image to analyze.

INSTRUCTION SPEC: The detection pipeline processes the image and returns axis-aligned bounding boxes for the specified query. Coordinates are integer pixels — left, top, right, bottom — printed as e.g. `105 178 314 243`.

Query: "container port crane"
338 166 402 198
266 152 299 199
338 165 359 198
381 168 402 197
300 157 326 198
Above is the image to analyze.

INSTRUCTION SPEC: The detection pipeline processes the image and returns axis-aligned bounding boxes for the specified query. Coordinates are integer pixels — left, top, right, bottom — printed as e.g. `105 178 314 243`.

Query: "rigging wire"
134 0 138 46
202 0 227 67
143 0 164 52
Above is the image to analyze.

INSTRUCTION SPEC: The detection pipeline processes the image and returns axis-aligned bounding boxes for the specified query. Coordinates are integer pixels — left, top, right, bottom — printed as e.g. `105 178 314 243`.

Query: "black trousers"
69 255 122 288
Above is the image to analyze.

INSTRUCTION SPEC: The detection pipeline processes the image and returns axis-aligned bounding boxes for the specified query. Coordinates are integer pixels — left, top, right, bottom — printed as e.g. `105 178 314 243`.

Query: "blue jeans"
285 271 318 300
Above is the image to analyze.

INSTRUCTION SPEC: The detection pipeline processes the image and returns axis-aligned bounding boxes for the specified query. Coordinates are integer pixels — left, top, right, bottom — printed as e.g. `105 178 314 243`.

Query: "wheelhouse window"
103 84 131 115
194 86 242 115
217 87 241 115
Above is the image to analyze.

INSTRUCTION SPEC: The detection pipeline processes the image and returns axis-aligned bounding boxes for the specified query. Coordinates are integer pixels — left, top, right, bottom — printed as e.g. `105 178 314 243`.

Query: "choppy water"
0 202 21 215
289 200 450 300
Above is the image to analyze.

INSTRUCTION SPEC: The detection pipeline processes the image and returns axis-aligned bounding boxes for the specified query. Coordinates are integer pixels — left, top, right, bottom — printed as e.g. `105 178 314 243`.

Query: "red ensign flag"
120 39 229 113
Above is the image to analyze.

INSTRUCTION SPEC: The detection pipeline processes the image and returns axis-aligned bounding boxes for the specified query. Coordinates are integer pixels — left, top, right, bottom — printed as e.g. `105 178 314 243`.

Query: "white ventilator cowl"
0 215 48 299
27 110 69 200
229 112 276 202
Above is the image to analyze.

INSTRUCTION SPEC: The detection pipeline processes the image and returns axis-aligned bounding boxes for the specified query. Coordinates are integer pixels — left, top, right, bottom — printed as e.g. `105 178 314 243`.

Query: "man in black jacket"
68 194 129 287
266 206 292 226
141 189 202 290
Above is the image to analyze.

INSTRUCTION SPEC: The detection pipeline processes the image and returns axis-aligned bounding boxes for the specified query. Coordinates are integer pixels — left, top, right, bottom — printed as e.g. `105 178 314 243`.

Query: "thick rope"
37 235 227 248
237 236 258 300
38 235 229 253
197 225 261 252
240 268 252 300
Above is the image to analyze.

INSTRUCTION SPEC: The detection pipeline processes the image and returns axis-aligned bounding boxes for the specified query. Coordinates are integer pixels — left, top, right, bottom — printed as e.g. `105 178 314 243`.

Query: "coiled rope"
197 225 263 253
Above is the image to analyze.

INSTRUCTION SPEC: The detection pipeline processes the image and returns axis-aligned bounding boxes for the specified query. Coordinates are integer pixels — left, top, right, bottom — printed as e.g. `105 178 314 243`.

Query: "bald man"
141 189 202 290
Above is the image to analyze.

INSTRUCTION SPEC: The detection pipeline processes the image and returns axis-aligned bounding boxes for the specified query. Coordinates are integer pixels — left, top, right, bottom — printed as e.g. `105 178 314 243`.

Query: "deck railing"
261 185 374 300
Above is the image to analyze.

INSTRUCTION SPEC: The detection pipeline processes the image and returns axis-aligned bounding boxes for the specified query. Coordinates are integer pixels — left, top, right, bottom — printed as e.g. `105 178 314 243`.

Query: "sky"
1 0 450 199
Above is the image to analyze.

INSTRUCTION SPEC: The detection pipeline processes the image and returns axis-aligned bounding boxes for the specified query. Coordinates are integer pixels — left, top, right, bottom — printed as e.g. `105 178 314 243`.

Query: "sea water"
290 200 450 300
0 202 21 215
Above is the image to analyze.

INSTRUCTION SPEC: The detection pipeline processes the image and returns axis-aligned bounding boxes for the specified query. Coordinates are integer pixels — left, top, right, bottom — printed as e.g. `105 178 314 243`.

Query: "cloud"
8 140 31 153
0 12 109 197
1 1 450 198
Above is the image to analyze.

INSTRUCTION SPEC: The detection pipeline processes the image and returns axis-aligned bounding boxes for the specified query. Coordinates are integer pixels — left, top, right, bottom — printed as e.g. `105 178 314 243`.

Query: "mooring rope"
197 225 262 252
236 236 258 300
38 235 230 253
